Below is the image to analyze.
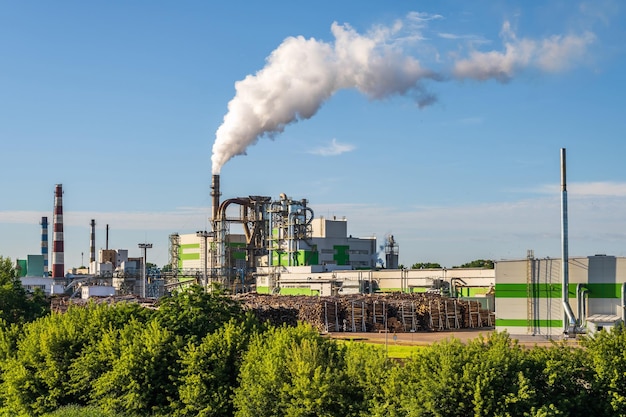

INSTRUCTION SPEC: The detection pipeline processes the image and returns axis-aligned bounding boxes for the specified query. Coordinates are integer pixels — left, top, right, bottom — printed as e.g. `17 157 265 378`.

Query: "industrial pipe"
622 283 626 324
561 148 577 332
211 174 221 223
576 283 588 327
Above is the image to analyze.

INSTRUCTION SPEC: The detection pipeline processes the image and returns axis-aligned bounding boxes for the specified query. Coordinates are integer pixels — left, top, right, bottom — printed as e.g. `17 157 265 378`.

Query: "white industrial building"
495 255 626 337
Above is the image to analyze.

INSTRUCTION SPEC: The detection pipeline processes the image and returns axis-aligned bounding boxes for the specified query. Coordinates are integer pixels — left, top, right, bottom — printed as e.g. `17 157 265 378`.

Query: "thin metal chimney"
40 216 49 277
211 174 221 222
561 148 576 333
51 184 65 279
106 224 109 250
90 219 96 264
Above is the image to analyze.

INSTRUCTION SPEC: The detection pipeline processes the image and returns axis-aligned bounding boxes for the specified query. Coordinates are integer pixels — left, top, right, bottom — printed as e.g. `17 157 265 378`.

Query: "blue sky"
1 1 626 270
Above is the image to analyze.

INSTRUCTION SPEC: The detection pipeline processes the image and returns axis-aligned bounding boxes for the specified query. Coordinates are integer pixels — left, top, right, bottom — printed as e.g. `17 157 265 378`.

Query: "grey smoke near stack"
211 14 595 174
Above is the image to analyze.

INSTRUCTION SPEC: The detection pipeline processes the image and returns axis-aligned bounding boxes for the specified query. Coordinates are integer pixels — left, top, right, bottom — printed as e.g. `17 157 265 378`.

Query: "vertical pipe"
90 219 96 264
561 149 576 332
52 184 64 279
211 174 221 223
106 224 109 250
40 216 48 277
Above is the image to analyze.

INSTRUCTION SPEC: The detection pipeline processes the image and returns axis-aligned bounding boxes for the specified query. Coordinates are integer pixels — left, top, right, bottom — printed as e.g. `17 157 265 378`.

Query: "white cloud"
308 138 356 156
534 181 626 197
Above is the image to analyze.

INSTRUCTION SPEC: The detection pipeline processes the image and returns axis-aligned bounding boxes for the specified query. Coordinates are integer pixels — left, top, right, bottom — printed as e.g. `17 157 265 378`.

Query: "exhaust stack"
40 217 49 277
90 219 96 264
51 184 65 279
561 148 576 333
211 174 221 222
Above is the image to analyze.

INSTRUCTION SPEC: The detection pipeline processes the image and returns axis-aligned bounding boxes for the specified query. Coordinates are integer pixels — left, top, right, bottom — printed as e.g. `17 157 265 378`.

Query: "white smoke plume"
453 21 596 82
211 14 595 174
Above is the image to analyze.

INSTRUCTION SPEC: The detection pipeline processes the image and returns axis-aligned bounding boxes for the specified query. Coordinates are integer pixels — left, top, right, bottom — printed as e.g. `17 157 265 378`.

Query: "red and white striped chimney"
51 184 65 279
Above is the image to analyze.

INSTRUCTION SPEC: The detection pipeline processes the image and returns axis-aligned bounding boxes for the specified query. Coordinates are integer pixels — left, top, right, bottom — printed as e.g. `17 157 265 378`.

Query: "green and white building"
495 255 626 336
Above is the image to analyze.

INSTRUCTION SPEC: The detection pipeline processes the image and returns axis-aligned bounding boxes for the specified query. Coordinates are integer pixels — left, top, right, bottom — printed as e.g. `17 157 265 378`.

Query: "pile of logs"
233 293 494 333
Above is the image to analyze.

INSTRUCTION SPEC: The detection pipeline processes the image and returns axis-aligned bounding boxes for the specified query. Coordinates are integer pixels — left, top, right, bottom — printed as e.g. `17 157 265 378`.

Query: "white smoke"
211 14 595 174
453 21 596 82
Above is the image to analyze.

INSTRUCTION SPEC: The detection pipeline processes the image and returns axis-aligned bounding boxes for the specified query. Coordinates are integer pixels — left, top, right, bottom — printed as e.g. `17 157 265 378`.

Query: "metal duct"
51 184 65 279
561 149 576 332
40 216 49 277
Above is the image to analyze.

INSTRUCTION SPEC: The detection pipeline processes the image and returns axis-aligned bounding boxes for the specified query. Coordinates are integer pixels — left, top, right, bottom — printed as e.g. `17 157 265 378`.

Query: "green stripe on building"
495 283 623 298
495 319 563 328
180 243 200 249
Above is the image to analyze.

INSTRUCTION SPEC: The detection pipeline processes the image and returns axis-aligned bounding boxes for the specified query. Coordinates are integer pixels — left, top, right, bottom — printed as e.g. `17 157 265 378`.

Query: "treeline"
0 286 625 416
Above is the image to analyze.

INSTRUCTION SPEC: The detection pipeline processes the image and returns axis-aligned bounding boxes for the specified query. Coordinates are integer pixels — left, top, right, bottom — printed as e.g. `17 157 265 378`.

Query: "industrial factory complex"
12 150 626 339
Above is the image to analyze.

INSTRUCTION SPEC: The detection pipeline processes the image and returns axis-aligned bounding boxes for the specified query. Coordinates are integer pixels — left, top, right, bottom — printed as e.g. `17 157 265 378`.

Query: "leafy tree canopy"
0 256 49 326
454 259 494 269
411 262 442 269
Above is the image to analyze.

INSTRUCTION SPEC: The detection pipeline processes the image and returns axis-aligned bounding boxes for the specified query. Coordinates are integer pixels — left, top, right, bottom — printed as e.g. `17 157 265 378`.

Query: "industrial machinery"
209 175 314 289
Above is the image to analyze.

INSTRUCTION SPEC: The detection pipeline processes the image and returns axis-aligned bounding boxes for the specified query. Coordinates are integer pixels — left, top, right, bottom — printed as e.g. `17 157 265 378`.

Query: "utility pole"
138 243 153 298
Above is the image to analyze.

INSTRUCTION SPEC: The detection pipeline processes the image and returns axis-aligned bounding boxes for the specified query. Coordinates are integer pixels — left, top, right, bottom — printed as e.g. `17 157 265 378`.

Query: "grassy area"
334 338 426 359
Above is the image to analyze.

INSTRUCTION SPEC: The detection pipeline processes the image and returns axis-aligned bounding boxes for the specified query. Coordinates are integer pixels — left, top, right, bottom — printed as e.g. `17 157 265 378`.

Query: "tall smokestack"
106 224 109 250
90 219 96 264
211 174 221 222
51 184 64 279
40 216 48 277
561 148 576 333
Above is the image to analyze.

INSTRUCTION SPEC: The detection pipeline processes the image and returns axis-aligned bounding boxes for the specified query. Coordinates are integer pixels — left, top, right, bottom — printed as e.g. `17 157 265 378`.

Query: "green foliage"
156 285 246 343
233 324 352 417
410 262 442 269
343 342 399 416
0 302 153 416
41 404 131 417
89 320 180 416
0 256 49 325
526 341 603 416
454 259 494 269
175 317 259 417
581 324 626 415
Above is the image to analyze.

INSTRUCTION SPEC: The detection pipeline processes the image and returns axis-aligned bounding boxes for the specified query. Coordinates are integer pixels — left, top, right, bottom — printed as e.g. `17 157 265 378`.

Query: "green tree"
234 324 352 417
342 342 398 416
0 302 153 416
41 405 131 417
389 332 533 417
175 317 259 417
410 262 442 269
89 319 180 416
524 341 601 416
581 324 626 415
454 259 494 269
0 256 49 325
155 285 245 343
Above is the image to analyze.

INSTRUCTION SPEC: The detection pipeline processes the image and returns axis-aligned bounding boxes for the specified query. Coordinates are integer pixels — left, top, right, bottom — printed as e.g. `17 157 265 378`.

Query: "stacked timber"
232 293 494 333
